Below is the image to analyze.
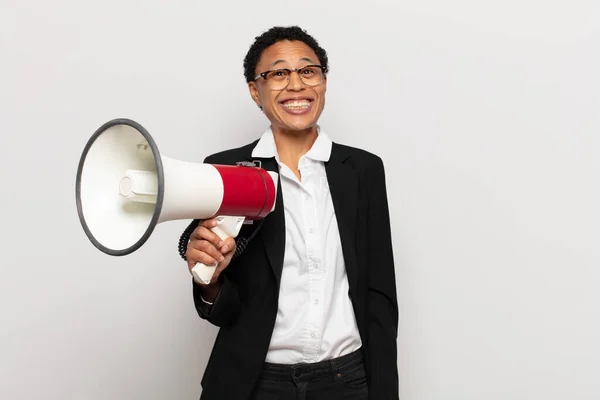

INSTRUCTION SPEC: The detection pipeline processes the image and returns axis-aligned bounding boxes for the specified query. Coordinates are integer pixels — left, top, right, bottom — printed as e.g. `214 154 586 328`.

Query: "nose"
286 71 305 91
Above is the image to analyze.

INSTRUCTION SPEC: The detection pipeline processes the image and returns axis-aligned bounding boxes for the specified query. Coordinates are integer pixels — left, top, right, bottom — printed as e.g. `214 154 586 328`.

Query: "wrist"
198 280 222 303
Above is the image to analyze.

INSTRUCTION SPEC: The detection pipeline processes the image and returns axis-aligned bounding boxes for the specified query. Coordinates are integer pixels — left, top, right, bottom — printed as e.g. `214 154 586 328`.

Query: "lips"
280 98 313 114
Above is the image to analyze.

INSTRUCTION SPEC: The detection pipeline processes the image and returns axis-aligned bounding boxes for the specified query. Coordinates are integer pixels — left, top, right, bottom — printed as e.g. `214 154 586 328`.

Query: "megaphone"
75 118 278 284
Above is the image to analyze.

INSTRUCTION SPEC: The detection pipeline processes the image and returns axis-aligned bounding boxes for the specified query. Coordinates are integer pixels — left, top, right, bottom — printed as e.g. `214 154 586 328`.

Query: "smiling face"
249 40 327 136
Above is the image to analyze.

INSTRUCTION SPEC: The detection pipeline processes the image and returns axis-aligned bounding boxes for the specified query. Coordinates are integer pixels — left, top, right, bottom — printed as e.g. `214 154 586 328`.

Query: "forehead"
257 40 320 70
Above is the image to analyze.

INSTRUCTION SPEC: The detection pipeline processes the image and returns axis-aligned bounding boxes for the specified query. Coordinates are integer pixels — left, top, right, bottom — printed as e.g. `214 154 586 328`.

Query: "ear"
248 82 262 108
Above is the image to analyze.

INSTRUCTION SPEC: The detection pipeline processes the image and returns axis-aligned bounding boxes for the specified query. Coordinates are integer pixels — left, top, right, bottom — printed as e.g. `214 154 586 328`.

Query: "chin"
278 114 321 132
281 121 317 133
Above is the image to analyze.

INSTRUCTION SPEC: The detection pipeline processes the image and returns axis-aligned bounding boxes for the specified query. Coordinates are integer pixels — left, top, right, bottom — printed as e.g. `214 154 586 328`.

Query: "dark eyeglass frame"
253 65 328 86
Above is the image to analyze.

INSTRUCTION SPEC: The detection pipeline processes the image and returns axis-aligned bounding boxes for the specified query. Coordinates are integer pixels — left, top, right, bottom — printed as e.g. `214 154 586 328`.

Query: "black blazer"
190 138 399 400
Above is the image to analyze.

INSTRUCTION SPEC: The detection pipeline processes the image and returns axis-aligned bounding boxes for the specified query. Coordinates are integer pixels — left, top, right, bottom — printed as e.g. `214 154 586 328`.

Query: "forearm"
192 272 241 327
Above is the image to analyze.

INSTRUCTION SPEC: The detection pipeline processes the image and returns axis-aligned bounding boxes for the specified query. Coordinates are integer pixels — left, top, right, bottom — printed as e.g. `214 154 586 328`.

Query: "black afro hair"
243 26 329 83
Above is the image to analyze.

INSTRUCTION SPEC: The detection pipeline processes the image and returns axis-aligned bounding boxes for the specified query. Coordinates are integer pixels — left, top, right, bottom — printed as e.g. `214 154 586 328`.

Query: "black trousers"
251 349 369 400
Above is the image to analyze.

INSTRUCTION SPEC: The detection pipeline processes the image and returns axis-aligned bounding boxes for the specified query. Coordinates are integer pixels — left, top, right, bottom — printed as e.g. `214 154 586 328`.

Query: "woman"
182 26 399 400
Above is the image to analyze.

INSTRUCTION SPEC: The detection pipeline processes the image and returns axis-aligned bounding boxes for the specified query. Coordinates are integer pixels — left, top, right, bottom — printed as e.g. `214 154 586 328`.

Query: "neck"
272 125 318 163
271 125 318 180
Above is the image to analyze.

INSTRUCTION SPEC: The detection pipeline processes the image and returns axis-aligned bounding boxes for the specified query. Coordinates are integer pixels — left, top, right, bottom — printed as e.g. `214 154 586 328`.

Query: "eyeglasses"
254 65 327 90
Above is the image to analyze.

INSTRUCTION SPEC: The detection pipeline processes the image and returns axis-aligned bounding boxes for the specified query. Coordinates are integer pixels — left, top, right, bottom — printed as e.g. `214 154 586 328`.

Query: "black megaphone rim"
75 118 165 256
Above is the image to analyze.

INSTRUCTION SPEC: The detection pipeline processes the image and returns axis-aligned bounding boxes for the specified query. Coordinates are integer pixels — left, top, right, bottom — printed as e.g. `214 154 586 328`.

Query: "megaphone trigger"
191 215 246 285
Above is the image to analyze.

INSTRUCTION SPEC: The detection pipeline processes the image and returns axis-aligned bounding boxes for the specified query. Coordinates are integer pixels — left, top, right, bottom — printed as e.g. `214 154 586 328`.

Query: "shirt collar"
251 125 332 162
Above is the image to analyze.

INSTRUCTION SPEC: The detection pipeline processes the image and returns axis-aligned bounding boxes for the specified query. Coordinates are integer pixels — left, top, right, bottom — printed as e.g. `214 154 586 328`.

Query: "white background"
1 0 599 399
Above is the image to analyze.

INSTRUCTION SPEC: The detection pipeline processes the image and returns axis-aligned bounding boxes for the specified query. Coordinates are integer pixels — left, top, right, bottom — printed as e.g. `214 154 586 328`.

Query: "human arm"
366 157 399 399
184 152 246 327
186 217 243 327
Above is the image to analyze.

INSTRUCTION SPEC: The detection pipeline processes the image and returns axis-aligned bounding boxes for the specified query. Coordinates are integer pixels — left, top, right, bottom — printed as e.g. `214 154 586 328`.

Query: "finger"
186 248 220 268
199 218 218 228
188 240 224 263
220 237 236 254
190 226 224 248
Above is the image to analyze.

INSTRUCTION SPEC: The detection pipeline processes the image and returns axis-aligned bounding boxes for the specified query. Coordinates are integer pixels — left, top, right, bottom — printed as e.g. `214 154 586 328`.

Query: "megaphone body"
76 118 278 284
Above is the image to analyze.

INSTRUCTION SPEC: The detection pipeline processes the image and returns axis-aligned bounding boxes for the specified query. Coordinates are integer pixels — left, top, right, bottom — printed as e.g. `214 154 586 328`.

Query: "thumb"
222 237 237 255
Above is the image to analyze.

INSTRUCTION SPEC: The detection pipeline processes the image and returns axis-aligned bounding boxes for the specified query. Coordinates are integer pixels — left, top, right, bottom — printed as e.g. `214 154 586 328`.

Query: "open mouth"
280 99 313 113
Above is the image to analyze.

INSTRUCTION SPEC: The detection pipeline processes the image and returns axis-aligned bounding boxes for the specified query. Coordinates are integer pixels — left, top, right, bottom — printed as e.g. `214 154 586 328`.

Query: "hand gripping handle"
191 216 245 285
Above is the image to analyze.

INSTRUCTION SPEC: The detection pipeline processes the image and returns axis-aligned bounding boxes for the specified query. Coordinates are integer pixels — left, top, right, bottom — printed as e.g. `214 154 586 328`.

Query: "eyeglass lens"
266 67 323 89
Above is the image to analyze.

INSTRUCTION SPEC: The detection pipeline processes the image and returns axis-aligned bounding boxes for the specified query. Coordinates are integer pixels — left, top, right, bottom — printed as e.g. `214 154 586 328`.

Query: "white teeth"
282 100 311 109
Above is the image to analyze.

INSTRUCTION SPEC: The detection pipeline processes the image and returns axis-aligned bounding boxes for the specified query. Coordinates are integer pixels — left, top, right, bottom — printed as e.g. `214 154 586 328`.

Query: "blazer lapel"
247 156 286 288
326 144 359 295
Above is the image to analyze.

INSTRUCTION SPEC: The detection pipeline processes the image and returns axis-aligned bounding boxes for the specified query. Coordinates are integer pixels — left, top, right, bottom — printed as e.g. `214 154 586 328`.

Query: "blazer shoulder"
332 142 385 169
203 139 260 164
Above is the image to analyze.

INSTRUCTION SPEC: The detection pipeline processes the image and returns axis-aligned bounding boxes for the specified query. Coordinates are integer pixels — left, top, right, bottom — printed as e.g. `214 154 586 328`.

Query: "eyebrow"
270 57 315 68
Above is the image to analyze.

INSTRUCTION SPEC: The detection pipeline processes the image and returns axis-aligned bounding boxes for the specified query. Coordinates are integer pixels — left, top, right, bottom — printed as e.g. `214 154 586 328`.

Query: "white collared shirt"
252 126 362 364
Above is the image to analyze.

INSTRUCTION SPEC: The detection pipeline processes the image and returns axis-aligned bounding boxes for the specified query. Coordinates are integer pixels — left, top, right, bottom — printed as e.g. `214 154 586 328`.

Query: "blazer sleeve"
189 154 243 327
192 272 241 327
365 156 399 399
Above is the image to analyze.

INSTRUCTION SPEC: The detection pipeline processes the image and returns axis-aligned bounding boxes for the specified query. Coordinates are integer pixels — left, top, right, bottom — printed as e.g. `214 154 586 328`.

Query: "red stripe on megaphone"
213 165 276 220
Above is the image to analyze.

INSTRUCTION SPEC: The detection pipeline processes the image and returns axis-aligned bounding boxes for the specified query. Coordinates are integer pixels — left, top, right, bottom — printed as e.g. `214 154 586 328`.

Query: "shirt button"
309 228 315 234
311 333 316 338
314 299 319 305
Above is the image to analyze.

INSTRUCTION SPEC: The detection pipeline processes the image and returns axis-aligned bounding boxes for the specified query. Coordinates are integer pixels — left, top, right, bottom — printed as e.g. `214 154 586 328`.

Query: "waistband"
260 348 364 382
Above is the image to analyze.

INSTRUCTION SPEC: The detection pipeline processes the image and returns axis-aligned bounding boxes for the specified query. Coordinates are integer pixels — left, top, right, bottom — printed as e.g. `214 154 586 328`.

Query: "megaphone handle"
191 216 245 285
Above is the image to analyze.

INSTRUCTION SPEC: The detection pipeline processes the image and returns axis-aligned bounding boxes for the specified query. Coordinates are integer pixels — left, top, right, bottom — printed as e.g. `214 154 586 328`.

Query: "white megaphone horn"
75 118 278 284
